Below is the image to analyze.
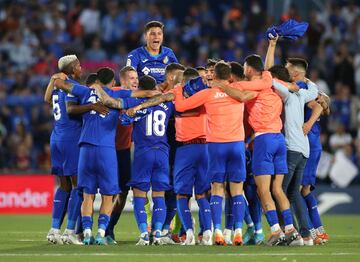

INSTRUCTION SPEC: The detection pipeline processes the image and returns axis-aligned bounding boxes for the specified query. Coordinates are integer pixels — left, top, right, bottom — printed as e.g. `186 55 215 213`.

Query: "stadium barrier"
0 175 54 214
1 175 359 214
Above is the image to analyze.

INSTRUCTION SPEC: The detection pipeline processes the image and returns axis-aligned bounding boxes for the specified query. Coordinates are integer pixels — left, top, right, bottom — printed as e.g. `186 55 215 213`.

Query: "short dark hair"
230 62 244 80
244 55 264 72
205 58 219 69
183 68 200 82
119 66 136 79
287 58 308 72
165 63 185 76
196 66 205 71
139 75 157 90
214 61 231 80
144 21 164 33
268 65 291 82
97 67 115 85
86 73 98 86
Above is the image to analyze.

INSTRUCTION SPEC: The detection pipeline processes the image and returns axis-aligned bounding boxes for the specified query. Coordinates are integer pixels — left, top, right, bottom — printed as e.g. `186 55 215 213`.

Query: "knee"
195 193 206 200
271 184 284 199
301 186 311 196
152 191 165 198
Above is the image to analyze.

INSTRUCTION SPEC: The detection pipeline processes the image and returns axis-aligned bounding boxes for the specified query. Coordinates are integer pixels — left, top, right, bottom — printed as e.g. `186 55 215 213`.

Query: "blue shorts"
252 133 288 176
128 147 171 192
302 150 321 188
208 141 246 183
50 139 79 176
78 144 119 195
174 144 210 195
117 148 131 193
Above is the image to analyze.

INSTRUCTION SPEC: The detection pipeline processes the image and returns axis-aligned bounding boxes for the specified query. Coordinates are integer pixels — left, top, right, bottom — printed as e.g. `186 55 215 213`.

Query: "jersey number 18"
146 110 166 136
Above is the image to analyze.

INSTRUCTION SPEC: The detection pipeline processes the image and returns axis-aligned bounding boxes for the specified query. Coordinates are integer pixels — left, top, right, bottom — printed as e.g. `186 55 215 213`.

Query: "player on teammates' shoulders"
126 20 178 84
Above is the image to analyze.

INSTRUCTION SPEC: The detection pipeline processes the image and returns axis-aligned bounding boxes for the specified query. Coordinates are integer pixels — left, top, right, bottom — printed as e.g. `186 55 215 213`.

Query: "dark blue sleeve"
65 93 80 103
167 101 175 117
126 49 140 69
110 89 132 98
122 97 142 109
71 84 89 99
169 50 178 63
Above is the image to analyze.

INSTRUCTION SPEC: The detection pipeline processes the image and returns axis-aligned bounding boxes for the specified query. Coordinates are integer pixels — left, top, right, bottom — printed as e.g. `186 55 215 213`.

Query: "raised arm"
91 84 124 109
53 78 75 94
44 73 67 104
272 79 290 101
264 35 279 70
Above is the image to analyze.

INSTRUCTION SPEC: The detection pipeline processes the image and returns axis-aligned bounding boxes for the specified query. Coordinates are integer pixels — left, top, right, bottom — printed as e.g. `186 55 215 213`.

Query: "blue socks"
265 210 279 227
245 183 262 231
197 197 211 231
232 195 245 230
66 187 82 230
244 202 253 226
163 193 177 231
304 192 322 228
98 214 110 232
152 197 166 232
51 188 70 229
177 198 193 230
210 195 223 230
82 216 93 231
224 196 234 230
282 208 294 227
133 197 148 234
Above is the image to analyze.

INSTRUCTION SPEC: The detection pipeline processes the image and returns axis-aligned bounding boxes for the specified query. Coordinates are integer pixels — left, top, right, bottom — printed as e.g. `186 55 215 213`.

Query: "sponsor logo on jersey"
142 59 148 63
142 67 151 75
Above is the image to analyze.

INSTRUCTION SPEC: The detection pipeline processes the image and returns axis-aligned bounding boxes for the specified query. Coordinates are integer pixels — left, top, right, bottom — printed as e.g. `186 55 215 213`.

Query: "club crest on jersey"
163 56 169 64
142 67 151 75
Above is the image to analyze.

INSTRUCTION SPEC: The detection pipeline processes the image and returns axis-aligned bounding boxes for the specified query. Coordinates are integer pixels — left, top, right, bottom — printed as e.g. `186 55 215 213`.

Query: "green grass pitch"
0 213 359 262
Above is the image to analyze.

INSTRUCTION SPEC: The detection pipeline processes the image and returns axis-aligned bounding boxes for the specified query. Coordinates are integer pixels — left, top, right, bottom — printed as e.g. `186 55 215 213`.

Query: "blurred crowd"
0 0 359 185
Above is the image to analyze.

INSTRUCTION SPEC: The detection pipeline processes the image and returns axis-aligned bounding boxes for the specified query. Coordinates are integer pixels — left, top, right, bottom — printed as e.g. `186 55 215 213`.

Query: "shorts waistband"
179 138 207 146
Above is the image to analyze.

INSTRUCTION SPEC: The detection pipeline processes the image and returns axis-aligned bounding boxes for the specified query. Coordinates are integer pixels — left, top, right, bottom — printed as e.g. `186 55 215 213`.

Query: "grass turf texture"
0 214 359 262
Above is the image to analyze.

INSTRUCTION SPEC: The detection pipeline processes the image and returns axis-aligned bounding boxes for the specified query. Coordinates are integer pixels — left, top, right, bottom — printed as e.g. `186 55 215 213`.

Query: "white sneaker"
200 230 213 246
47 228 63 244
303 237 314 246
223 228 233 245
161 233 177 245
152 230 163 245
61 229 83 245
181 229 195 245
136 233 150 246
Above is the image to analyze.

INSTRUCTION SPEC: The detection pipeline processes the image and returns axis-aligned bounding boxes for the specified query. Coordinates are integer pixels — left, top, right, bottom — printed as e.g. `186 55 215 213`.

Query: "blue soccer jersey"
126 46 178 84
132 101 174 149
51 78 82 142
128 101 174 192
304 107 322 151
70 84 133 147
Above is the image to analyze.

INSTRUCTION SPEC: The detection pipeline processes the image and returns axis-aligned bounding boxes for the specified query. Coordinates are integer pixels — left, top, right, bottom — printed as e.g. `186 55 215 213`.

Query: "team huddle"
45 21 330 246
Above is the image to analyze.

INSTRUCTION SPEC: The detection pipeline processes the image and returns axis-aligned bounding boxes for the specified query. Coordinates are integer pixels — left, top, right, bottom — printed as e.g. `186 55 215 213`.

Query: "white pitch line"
0 253 359 257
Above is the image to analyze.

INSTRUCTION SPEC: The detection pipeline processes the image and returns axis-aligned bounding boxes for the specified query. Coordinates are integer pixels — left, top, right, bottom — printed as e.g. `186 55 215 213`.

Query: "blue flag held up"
266 19 309 40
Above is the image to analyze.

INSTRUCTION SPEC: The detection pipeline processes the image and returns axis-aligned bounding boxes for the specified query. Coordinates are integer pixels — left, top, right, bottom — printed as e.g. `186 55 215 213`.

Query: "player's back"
126 46 178 84
51 82 82 142
133 101 174 150
245 88 283 134
203 87 245 142
76 87 130 147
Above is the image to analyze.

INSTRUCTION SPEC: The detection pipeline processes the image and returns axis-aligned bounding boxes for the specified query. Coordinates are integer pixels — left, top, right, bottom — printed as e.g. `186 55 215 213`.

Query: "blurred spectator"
79 0 100 36
84 37 107 62
329 124 352 152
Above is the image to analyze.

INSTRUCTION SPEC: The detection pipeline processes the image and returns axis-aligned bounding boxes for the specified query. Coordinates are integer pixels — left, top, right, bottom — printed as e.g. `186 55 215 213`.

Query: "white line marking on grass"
0 253 359 257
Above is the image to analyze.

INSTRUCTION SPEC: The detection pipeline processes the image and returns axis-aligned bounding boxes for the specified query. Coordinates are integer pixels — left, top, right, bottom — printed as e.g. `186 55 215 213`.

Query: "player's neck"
145 45 160 56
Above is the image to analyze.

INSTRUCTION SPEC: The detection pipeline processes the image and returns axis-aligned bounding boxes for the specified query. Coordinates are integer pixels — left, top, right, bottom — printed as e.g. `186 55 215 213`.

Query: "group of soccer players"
45 20 330 246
